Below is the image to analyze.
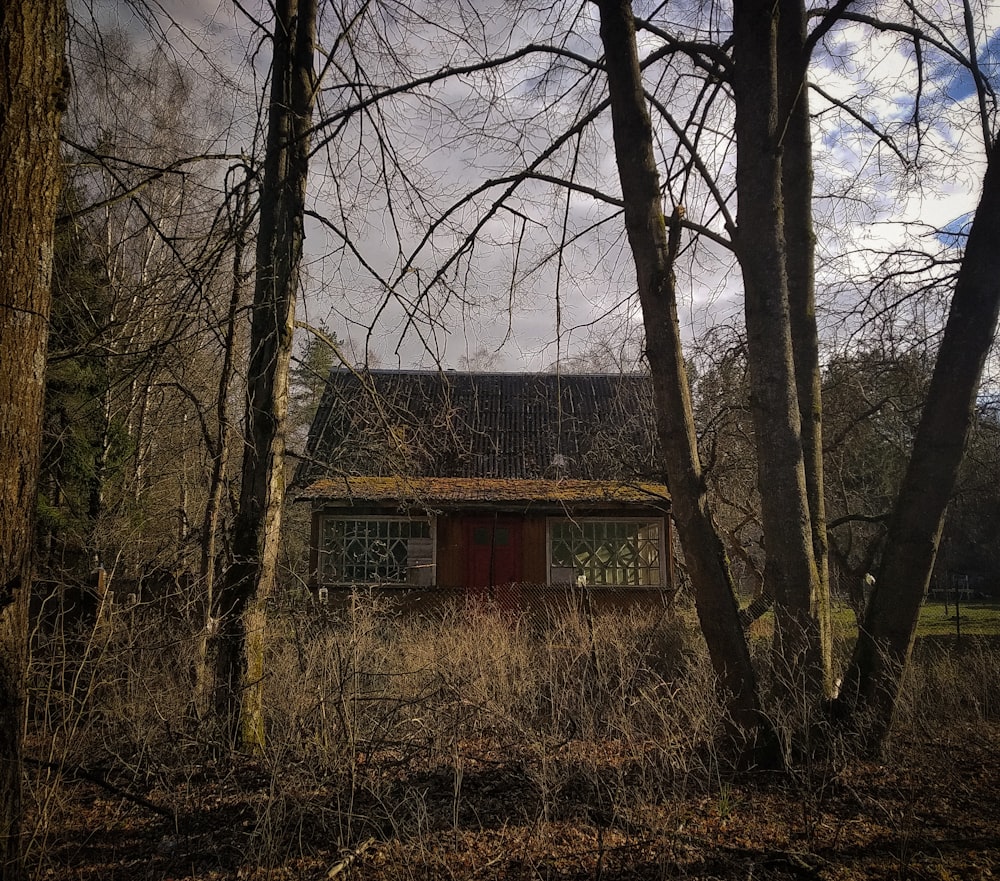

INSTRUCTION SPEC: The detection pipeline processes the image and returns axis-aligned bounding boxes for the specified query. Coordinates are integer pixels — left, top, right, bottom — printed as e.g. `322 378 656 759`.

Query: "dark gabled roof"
297 370 663 485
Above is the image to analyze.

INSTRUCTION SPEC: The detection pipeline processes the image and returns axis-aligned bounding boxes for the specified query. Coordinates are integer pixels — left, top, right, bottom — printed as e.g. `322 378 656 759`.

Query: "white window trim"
318 513 436 586
545 516 666 587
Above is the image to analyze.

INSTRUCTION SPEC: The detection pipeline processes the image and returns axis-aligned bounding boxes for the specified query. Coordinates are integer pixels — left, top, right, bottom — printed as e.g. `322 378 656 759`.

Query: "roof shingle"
298 370 663 485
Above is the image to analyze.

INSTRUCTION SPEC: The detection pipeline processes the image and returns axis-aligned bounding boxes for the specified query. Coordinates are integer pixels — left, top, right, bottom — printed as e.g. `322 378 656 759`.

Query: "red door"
466 519 522 609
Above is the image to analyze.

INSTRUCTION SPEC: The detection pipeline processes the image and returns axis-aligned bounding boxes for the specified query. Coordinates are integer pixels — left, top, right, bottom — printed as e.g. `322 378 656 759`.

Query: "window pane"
548 519 661 586
551 538 572 566
321 518 430 583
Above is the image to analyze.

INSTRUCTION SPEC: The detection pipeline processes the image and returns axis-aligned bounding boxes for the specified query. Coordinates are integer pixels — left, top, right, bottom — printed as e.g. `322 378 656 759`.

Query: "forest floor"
27 720 1000 881
23 602 1000 881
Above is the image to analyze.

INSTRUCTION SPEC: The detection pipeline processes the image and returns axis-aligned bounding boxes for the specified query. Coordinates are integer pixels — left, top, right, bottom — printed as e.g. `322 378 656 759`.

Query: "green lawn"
748 600 1000 640
916 600 1000 637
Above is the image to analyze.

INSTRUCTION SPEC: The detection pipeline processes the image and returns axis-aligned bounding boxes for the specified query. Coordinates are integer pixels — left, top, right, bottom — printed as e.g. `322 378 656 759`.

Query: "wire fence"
31 574 1000 648
914 593 1000 641
303 581 1000 644
307 581 675 624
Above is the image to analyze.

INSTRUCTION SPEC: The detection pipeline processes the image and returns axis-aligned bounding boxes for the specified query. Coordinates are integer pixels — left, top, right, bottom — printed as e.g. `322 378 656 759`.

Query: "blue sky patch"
939 28 1000 101
936 211 975 248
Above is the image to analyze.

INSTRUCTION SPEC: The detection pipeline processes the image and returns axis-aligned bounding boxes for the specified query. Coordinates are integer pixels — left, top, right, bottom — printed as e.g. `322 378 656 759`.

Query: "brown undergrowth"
22 594 1000 880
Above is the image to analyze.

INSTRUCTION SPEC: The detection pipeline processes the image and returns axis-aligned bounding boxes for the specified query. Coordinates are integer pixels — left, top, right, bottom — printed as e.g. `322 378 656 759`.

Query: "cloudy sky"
78 0 1000 373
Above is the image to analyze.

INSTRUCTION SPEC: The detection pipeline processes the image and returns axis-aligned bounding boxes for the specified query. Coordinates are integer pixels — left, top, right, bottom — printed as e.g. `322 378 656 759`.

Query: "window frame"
318 514 435 586
546 516 666 587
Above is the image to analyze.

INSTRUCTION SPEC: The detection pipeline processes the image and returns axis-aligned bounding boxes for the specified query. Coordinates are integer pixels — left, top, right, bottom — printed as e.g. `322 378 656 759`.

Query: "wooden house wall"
433 510 671 588
434 513 547 586
434 514 464 586
520 516 547 583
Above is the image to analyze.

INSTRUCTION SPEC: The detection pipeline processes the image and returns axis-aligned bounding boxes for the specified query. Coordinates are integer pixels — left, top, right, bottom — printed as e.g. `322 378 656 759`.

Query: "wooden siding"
435 514 464 587
521 516 547 583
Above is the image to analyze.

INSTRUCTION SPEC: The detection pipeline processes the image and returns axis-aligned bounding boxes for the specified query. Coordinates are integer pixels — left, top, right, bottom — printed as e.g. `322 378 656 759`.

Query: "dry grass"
21 590 1000 880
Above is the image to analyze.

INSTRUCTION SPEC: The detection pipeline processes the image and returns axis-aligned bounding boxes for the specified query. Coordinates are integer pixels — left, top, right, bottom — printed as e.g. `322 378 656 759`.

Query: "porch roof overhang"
298 476 670 509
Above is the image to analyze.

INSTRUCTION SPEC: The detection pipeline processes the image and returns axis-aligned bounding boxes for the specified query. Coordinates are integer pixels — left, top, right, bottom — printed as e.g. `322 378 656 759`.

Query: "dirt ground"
26 721 999 880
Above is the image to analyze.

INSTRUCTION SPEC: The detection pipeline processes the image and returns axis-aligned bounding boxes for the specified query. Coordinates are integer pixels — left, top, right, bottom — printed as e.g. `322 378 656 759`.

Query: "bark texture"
214 0 316 750
776 0 833 692
0 1 67 876
841 142 1000 746
595 0 761 733
732 0 823 689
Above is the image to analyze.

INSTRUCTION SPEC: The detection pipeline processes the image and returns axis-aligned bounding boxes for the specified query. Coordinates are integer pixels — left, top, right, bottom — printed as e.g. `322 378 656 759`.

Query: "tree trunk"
841 140 1000 747
192 188 248 717
0 1 67 876
213 0 316 751
732 0 823 692
776 0 833 694
594 0 762 736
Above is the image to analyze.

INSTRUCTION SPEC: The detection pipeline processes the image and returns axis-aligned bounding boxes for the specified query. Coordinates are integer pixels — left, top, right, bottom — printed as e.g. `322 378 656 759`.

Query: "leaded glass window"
549 519 662 586
320 517 432 584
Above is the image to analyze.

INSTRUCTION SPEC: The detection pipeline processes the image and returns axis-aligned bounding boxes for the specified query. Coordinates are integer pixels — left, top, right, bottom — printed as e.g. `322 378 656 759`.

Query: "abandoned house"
296 370 673 608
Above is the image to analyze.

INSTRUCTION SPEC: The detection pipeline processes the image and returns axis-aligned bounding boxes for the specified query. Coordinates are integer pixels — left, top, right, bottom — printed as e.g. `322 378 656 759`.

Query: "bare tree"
592 0 762 739
840 142 1000 744
213 0 318 750
191 175 254 717
49 34 245 587
356 0 995 750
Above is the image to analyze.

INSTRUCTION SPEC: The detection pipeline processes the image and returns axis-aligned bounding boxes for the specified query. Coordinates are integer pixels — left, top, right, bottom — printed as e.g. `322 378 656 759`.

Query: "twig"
25 757 176 821
327 836 377 878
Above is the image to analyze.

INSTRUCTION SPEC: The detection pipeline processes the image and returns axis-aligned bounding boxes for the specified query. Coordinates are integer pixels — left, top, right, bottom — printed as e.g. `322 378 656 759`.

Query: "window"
549 518 662 586
320 517 432 584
